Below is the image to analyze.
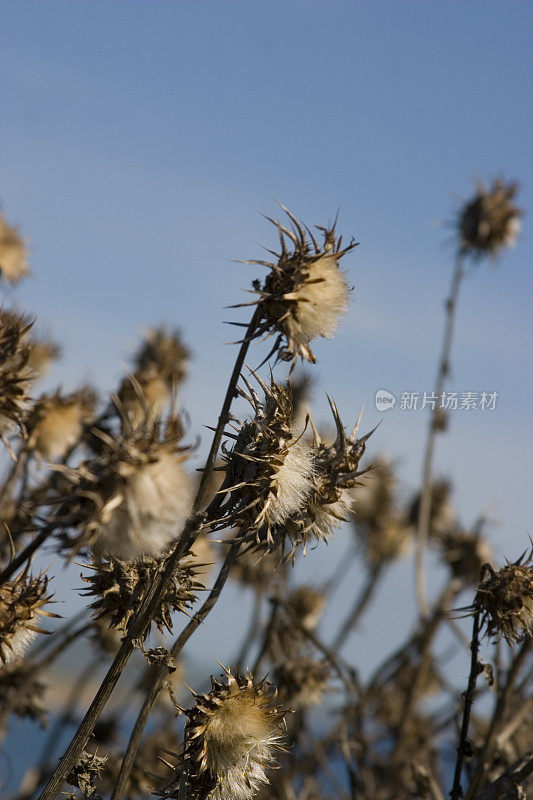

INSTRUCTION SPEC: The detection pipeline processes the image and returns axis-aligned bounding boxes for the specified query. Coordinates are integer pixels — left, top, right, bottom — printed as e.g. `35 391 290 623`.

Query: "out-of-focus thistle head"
230 547 285 593
352 459 412 564
458 178 521 259
159 668 286 800
407 479 456 540
82 553 203 636
117 327 190 426
243 207 356 364
28 387 96 460
474 549 533 644
275 657 331 709
0 566 58 666
0 213 30 284
0 309 35 438
55 412 193 560
218 375 316 550
286 586 325 632
25 336 61 379
440 527 493 583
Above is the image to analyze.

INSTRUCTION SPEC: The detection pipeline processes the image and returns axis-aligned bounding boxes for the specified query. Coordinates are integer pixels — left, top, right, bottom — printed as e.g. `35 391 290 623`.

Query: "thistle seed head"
474 549 533 644
293 398 370 549
0 567 57 666
0 213 29 284
28 387 96 460
407 479 456 540
458 178 521 259
0 309 35 436
440 528 493 583
219 376 315 549
55 414 193 559
248 208 356 363
363 516 413 565
286 586 325 632
160 668 286 800
275 657 331 709
82 552 203 636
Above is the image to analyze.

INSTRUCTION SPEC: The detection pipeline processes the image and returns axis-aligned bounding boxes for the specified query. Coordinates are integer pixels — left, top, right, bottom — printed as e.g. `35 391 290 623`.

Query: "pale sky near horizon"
1 0 532 685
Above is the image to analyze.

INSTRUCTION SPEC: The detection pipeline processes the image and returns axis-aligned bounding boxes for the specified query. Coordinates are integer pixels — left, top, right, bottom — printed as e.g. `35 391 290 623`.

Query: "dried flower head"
230 547 285 593
474 550 533 643
294 398 370 549
275 657 331 709
0 213 29 284
25 336 61 379
244 207 355 363
458 178 521 259
363 516 413 565
218 375 315 549
55 414 192 560
82 553 203 636
0 309 35 437
440 528 493 583
407 479 455 540
116 327 190 426
0 566 57 666
160 668 286 800
0 663 48 724
28 387 96 460
286 586 325 632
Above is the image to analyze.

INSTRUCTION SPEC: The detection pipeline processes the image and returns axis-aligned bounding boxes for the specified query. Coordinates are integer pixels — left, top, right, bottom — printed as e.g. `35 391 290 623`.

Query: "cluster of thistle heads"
0 183 531 800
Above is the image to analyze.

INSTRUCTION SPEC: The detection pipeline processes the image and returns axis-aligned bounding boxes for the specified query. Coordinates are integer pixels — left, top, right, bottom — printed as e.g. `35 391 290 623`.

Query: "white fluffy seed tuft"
264 437 315 526
95 451 192 561
289 255 349 346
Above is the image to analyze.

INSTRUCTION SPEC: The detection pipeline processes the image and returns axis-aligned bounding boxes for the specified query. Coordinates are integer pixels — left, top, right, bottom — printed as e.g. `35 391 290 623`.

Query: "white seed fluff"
95 451 192 561
289 255 349 346
264 438 315 527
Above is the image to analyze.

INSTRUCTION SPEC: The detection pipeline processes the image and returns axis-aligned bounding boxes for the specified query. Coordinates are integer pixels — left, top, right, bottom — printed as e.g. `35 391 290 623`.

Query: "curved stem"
416 254 465 616
38 307 260 800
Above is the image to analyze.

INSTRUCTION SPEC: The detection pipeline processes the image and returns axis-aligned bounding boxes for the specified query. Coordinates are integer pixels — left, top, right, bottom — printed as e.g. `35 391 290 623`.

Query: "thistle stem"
416 254 465 617
450 609 482 800
38 307 261 800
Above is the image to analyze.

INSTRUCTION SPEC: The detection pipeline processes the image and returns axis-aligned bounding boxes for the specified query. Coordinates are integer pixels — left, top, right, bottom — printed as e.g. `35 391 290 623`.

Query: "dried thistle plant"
218 375 316 549
242 207 356 363
159 669 286 800
81 553 203 636
53 412 193 559
0 309 35 438
458 178 521 259
474 550 533 643
0 565 58 666
28 388 97 460
117 327 189 425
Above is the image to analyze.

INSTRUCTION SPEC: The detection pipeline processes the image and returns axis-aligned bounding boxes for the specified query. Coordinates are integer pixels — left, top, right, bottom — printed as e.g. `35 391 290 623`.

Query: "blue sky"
1 1 532 678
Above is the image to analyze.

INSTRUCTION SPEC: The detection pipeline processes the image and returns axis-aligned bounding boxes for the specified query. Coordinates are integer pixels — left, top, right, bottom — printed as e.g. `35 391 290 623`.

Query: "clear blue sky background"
1 0 532 690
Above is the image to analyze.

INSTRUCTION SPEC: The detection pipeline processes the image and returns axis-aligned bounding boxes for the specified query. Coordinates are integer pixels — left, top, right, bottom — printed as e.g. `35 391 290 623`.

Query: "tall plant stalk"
415 254 465 616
